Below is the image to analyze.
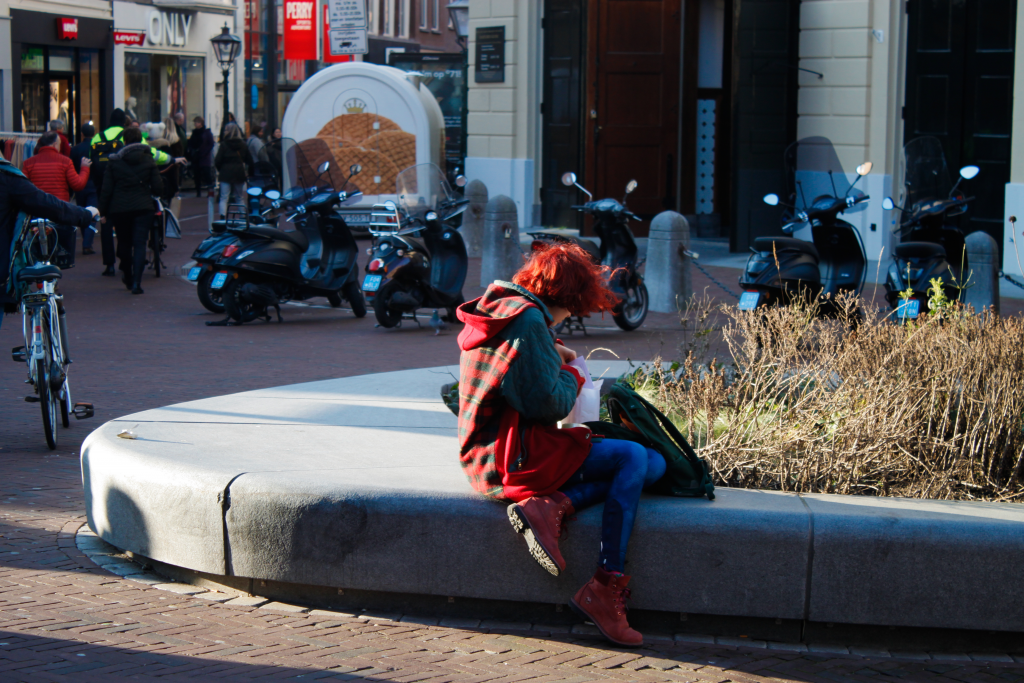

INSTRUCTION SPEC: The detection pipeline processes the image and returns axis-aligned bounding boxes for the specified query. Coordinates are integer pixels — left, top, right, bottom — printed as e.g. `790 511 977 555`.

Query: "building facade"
466 0 1023 278
1 0 244 141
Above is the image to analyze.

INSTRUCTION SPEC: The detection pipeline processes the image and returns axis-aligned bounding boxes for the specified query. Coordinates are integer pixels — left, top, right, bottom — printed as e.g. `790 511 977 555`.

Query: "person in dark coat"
214 123 250 218
0 158 97 323
187 116 215 197
70 123 99 254
98 127 163 295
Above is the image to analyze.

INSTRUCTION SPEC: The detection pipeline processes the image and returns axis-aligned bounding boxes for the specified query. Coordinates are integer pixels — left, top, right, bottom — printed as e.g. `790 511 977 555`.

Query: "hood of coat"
110 143 151 164
456 281 552 351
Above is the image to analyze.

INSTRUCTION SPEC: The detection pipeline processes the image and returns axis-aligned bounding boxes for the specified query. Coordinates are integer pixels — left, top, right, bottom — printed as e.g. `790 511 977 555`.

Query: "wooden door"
540 0 585 229
586 0 682 236
904 0 1016 246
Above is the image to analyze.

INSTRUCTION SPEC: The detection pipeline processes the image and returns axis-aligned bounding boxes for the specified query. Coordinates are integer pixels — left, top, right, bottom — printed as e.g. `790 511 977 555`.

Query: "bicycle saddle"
17 264 62 282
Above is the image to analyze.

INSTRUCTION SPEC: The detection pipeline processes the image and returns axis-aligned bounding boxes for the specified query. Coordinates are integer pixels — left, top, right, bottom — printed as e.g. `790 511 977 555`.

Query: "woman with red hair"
456 242 666 647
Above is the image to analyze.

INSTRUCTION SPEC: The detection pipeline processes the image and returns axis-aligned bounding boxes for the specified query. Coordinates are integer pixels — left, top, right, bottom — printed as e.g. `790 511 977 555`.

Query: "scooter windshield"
279 137 361 200
396 164 454 221
783 136 866 219
900 136 953 212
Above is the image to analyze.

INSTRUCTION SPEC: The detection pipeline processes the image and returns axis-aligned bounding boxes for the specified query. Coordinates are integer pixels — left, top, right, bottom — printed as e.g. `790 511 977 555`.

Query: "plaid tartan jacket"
456 282 587 501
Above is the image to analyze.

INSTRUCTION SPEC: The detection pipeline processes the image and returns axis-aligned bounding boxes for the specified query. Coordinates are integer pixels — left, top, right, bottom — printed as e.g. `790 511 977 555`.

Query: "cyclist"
0 155 98 328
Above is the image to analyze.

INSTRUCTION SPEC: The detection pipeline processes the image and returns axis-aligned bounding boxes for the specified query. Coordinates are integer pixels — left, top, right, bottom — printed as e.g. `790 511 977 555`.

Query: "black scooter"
739 137 870 316
881 136 978 320
529 172 649 331
362 164 469 328
205 160 367 325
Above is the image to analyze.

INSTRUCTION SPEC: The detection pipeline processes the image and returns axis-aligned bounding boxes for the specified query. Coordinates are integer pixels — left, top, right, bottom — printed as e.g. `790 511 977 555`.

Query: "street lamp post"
210 24 242 133
447 0 469 48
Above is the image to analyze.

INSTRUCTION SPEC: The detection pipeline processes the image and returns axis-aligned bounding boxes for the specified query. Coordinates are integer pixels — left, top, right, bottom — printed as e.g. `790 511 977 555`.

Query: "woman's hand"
555 343 578 364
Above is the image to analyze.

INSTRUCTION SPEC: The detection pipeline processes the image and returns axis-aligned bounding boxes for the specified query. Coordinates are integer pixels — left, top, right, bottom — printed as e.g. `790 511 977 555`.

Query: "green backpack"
588 383 715 500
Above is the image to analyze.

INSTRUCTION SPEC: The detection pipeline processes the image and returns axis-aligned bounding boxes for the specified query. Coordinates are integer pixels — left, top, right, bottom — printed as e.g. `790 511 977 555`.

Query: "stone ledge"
81 363 1024 635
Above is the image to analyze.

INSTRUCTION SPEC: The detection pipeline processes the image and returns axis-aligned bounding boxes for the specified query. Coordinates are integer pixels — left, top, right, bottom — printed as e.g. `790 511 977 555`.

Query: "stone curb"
73 525 1024 665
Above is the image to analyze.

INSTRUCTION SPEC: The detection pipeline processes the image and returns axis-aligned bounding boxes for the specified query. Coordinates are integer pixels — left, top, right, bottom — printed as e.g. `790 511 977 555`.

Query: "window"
397 0 409 37
431 0 440 32
367 0 377 35
419 0 428 30
124 53 205 123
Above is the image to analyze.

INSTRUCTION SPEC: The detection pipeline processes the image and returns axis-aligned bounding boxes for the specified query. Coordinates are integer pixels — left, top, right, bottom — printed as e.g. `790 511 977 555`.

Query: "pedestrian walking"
455 242 666 648
70 124 100 255
0 157 97 327
48 120 71 157
247 123 265 166
98 127 163 295
214 123 250 218
22 131 91 265
187 116 215 197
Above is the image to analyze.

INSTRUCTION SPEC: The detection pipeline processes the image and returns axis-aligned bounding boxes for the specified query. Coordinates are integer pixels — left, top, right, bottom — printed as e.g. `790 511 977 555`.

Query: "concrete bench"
82 362 1024 634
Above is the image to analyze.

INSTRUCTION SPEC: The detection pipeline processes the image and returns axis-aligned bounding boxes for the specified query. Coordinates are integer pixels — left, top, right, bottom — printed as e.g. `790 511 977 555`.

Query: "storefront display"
8 10 113 135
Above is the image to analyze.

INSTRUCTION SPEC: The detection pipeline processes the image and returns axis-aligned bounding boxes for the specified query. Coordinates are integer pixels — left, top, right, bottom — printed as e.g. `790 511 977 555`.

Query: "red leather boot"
570 567 643 647
507 493 575 576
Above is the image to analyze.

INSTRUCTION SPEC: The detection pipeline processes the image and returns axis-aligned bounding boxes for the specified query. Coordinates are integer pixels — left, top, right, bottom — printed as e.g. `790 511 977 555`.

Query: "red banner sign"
244 0 260 60
322 6 354 63
57 17 78 40
283 0 316 61
113 30 146 46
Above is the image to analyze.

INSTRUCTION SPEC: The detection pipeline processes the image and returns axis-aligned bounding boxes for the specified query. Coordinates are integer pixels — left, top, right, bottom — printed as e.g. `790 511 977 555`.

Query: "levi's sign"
114 30 146 46
57 17 78 40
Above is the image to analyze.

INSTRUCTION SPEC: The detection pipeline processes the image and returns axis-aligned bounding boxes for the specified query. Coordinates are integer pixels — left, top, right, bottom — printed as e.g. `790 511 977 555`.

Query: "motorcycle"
881 136 978 320
362 164 469 328
529 172 649 331
739 136 870 316
204 154 367 325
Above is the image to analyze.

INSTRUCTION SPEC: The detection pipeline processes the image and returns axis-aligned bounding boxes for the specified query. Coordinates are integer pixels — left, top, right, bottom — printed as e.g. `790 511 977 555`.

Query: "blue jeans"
559 438 666 573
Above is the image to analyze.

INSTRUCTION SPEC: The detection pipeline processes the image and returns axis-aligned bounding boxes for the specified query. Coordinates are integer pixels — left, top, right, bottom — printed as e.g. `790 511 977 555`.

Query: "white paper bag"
563 356 602 425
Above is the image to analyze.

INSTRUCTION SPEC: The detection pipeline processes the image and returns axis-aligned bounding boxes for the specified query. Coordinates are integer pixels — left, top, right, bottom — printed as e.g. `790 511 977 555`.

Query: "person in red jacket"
23 131 91 264
48 120 71 157
456 242 666 648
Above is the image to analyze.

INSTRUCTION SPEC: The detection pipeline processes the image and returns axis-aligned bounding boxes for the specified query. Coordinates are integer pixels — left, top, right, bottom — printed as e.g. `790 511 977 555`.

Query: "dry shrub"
635 294 1024 502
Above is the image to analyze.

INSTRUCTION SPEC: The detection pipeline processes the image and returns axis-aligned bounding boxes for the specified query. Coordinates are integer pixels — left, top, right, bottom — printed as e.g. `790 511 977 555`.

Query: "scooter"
205 160 367 325
362 163 469 328
739 136 870 316
529 172 649 331
881 136 978 320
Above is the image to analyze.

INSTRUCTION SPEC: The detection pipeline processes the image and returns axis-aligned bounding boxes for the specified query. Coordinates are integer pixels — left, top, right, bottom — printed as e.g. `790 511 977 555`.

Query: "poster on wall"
388 52 467 181
283 0 317 61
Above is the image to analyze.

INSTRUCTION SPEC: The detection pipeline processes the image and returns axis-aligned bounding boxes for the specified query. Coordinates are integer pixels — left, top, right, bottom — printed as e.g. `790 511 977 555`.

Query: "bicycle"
149 197 181 278
11 218 94 449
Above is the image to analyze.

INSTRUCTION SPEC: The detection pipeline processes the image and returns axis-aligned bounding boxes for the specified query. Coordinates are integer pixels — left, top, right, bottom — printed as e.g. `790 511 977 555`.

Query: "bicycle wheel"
150 225 163 278
37 356 58 450
60 377 71 428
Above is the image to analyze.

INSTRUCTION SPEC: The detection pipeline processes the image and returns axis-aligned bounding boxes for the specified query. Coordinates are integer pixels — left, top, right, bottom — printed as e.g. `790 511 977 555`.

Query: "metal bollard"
964 230 1000 315
646 211 692 313
481 195 521 287
460 179 488 258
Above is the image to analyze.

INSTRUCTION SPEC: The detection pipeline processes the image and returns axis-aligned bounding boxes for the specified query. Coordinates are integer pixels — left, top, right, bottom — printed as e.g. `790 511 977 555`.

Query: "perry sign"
284 0 317 61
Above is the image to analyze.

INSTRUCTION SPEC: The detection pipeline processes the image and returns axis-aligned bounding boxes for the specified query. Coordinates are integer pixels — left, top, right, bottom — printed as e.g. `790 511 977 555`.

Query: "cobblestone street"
0 200 1022 681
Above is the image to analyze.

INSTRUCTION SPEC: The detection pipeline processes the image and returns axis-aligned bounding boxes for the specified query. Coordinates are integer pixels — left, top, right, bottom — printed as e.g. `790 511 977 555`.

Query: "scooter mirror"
265 190 281 201
856 161 873 176
960 165 980 180
882 197 895 211
349 164 362 176
318 160 331 174
455 175 468 188
625 180 638 194
561 172 577 187
763 193 780 206
384 200 397 211
247 186 263 197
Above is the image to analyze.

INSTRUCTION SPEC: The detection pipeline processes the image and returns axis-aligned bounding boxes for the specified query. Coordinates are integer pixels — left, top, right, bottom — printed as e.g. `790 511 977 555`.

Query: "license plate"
211 272 229 290
362 274 382 292
897 298 921 320
344 213 370 224
187 266 202 281
738 291 761 311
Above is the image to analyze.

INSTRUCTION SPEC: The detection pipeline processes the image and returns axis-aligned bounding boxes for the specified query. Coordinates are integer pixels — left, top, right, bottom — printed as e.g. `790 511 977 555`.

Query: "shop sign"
57 17 78 40
114 30 146 46
322 6 353 63
283 0 317 61
146 9 193 47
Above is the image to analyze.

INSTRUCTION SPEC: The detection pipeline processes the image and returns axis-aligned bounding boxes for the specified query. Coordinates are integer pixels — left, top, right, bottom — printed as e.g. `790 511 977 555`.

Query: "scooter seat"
895 241 945 259
242 226 310 251
752 236 819 260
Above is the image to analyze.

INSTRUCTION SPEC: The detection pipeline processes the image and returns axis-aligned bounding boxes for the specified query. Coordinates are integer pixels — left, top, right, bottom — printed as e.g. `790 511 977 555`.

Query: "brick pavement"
0 198 1022 681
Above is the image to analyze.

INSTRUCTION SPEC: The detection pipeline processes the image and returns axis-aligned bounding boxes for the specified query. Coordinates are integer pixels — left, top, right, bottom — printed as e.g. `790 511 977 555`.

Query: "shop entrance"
903 0 1017 248
19 46 102 136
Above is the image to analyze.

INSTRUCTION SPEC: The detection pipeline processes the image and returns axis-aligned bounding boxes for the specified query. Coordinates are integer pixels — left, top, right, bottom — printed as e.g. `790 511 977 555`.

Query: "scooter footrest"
11 346 26 363
73 402 95 420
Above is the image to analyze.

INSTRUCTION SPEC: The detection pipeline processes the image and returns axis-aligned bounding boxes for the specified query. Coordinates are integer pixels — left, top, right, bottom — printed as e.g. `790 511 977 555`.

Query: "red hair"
512 242 619 314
